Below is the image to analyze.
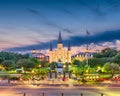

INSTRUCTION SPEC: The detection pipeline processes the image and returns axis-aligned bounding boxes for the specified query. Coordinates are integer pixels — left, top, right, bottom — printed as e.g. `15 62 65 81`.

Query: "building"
72 52 93 61
31 49 49 61
49 32 71 63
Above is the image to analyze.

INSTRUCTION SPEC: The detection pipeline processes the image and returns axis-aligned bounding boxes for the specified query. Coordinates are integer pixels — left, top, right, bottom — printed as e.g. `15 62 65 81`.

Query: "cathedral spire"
68 43 71 51
58 31 62 44
50 43 52 51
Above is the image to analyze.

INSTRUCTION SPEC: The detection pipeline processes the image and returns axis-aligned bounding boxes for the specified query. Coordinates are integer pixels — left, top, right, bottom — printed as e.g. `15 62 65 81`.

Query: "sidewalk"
1 79 120 88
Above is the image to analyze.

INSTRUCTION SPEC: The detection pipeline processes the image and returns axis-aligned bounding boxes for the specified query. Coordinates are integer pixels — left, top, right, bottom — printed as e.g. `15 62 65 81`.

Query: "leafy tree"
1 60 15 71
69 66 82 77
22 54 30 59
30 58 40 67
0 52 18 61
114 52 120 65
101 48 117 57
33 68 49 79
103 62 120 77
94 48 117 58
72 59 82 66
0 52 30 63
88 58 100 68
0 57 4 63
16 59 36 72
88 57 114 68
49 62 57 70
93 53 103 58
40 61 49 67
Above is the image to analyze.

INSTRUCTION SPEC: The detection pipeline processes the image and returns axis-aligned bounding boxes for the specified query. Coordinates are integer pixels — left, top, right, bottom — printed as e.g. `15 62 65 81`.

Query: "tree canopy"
103 62 120 77
94 48 117 58
16 59 36 71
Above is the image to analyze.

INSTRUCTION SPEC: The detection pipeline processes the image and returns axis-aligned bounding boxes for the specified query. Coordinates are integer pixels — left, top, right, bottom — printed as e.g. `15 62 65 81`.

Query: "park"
0 48 120 96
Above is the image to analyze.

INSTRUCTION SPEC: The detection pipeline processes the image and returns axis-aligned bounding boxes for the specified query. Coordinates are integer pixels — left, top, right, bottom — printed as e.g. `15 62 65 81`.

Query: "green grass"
0 74 8 77
100 74 112 79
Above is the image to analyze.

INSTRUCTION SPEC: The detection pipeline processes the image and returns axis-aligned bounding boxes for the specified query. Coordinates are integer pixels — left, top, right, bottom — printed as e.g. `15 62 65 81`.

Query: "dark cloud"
68 30 120 46
76 0 106 17
106 0 120 10
59 8 73 16
57 7 78 19
28 9 42 17
6 29 120 51
28 8 73 34
75 0 120 18
5 40 57 51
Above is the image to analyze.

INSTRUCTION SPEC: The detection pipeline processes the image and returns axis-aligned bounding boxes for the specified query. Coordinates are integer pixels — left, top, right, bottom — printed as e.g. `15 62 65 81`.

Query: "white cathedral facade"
49 32 71 63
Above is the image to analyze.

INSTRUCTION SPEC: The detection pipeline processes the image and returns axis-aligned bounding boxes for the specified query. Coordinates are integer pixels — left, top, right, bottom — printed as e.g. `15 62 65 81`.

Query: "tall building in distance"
49 32 71 63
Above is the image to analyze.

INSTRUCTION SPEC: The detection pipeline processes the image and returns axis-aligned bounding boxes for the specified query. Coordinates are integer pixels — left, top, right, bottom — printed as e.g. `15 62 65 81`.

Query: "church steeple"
58 31 62 44
68 43 71 51
50 43 52 51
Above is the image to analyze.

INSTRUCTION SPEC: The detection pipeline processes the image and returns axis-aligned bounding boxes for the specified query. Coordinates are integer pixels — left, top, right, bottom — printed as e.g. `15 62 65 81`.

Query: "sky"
0 0 120 53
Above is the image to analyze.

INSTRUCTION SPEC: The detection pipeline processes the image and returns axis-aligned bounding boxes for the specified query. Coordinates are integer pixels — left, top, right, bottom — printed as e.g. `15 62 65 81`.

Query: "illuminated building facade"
49 32 71 63
72 52 93 61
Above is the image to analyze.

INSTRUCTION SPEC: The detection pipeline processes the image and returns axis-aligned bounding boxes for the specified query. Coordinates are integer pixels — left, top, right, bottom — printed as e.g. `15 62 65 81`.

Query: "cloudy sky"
0 0 120 53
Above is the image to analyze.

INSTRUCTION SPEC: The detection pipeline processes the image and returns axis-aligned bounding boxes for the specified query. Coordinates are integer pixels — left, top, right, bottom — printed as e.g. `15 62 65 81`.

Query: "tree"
1 60 15 71
30 58 40 68
69 66 82 77
88 58 100 68
40 61 49 67
114 52 120 65
23 54 30 59
0 57 4 63
94 48 117 58
72 59 82 66
93 53 103 58
49 62 57 70
102 48 117 57
88 57 114 68
103 62 120 77
17 59 36 72
33 68 49 79
0 52 30 63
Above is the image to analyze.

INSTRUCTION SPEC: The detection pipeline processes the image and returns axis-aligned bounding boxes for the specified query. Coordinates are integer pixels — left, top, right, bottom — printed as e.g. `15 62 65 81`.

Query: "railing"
22 92 104 96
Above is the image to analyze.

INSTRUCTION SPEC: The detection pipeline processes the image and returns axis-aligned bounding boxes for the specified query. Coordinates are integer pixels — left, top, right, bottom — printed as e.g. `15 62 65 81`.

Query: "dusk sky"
1 0 120 53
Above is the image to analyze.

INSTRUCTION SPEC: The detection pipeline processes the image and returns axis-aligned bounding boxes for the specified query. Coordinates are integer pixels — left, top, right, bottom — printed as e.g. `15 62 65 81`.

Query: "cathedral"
49 32 71 63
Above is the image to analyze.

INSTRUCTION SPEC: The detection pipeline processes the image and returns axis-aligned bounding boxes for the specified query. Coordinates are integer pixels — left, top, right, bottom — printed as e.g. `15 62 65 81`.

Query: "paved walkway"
1 78 120 88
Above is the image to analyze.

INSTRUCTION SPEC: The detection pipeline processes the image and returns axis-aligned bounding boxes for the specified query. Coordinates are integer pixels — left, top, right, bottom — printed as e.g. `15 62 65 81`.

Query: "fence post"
23 93 26 96
81 93 83 96
101 93 103 96
42 92 44 96
61 93 64 96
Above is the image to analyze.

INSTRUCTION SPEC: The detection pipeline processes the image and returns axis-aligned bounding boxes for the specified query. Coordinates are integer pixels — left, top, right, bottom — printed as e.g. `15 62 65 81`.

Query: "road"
0 84 120 96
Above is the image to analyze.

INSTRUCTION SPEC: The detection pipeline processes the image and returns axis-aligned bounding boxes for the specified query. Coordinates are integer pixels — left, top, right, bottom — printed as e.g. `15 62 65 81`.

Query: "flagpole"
86 30 90 67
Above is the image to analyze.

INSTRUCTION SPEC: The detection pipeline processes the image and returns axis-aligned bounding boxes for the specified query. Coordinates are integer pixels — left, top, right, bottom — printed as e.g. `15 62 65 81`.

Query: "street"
0 84 120 96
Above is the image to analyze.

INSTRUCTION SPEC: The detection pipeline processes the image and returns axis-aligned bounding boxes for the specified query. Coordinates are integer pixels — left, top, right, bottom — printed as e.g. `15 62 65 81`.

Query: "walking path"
1 78 120 88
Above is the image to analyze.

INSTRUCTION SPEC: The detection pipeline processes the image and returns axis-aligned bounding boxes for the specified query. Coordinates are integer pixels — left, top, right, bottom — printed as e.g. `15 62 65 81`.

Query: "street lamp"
39 64 41 68
63 65 66 68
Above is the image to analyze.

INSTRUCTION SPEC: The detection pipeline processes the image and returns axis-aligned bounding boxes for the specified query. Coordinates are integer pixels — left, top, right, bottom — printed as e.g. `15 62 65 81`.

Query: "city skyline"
0 0 120 52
